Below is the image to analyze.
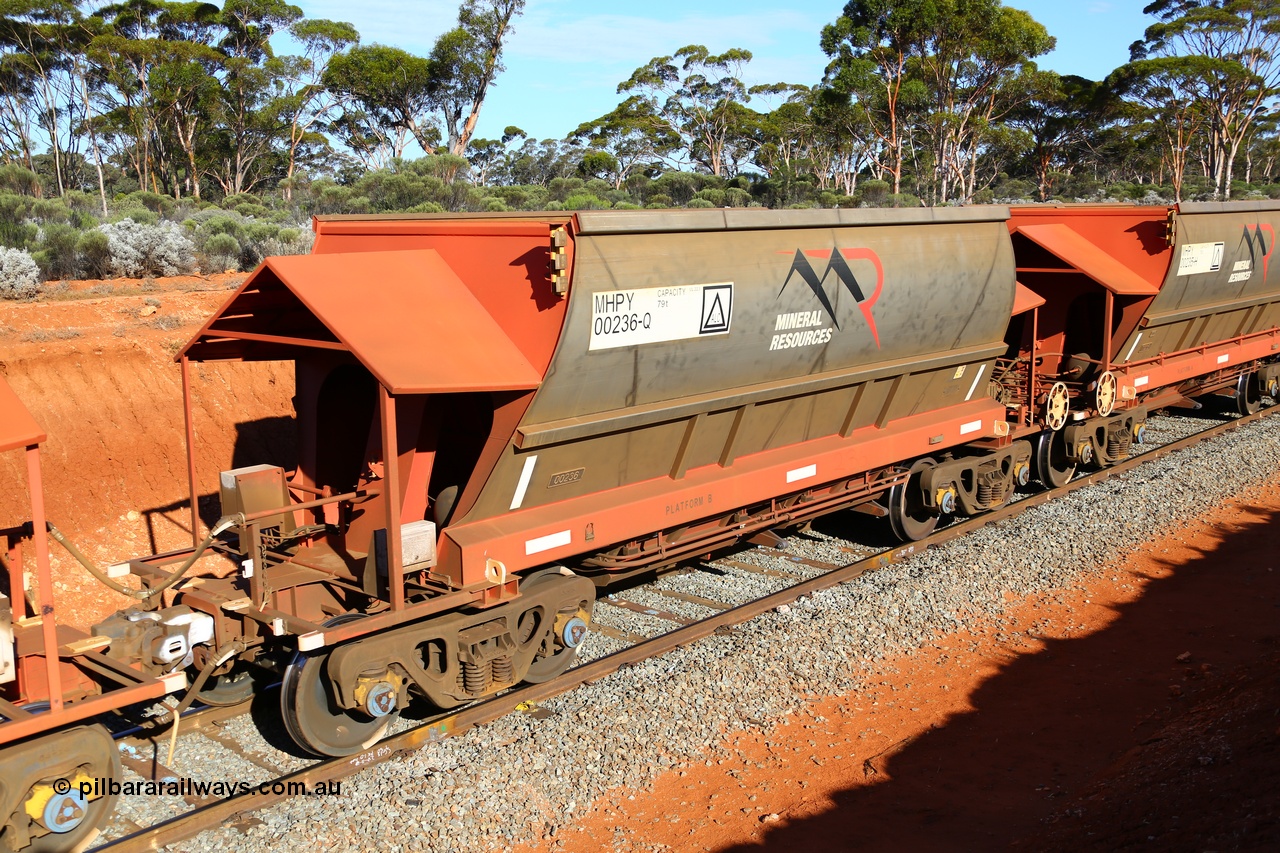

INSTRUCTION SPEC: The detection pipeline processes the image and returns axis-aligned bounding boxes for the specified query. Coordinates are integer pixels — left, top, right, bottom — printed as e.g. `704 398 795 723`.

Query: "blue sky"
293 0 1154 144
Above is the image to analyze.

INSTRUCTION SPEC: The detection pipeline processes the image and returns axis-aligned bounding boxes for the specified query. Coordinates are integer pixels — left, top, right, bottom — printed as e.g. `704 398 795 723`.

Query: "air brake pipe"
160 638 247 764
159 639 246 726
47 515 240 601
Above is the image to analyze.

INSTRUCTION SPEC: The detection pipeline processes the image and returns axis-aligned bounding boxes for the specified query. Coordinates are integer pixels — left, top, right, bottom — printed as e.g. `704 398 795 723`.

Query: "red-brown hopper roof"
1015 223 1161 296
0 375 45 453
181 249 542 394
1012 282 1046 315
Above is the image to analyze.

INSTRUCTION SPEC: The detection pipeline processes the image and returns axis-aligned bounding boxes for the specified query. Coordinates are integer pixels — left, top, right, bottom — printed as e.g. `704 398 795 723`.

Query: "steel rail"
95 403 1279 852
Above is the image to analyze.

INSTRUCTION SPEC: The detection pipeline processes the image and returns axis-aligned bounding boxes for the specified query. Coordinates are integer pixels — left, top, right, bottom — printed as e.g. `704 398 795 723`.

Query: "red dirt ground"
557 479 1280 852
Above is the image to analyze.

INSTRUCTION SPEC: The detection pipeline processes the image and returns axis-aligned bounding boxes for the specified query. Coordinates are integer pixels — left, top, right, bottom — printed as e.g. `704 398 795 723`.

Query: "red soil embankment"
0 276 295 625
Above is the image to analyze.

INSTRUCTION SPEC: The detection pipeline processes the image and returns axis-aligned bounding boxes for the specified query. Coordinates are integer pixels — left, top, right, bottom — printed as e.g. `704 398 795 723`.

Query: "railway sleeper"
1061 408 1148 468
324 570 595 714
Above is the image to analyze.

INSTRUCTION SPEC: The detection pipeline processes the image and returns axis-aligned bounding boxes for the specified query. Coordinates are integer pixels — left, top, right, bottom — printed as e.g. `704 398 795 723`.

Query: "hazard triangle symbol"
705 294 724 327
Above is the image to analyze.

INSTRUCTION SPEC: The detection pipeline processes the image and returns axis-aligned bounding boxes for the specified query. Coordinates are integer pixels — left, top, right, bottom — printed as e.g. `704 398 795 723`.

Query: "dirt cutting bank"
0 276 295 625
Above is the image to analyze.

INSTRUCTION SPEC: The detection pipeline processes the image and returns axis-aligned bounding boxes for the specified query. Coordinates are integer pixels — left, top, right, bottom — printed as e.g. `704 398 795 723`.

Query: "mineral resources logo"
1241 223 1275 280
775 247 884 349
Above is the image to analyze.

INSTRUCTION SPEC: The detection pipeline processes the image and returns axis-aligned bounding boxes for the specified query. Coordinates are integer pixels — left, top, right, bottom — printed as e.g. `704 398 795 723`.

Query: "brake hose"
162 638 248 763
46 514 241 601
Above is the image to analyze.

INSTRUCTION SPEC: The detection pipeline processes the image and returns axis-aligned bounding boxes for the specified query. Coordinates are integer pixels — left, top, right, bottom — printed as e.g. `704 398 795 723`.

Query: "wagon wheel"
1043 381 1071 431
1235 371 1261 417
1095 371 1118 417
887 457 940 543
281 614 398 757
11 724 120 853
517 569 594 684
1034 429 1076 489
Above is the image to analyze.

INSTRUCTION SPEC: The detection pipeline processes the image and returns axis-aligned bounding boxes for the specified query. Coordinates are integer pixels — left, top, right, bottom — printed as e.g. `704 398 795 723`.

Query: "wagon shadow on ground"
723 502 1280 852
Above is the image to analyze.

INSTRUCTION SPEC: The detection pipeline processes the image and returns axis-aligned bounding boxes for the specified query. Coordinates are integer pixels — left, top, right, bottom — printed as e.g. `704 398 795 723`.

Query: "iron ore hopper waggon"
1 202 1279 849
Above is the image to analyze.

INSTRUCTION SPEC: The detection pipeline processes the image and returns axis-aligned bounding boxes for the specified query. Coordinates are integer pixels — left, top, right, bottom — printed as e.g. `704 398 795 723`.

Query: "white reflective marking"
964 364 986 401
510 455 538 510
1134 375 1149 387
525 529 571 555
960 419 983 435
161 672 188 692
786 464 817 483
297 632 325 652
1217 353 1230 364
1124 332 1143 362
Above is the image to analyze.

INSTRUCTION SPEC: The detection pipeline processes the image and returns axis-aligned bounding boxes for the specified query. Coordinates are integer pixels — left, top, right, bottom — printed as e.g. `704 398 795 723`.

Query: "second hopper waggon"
1006 202 1280 486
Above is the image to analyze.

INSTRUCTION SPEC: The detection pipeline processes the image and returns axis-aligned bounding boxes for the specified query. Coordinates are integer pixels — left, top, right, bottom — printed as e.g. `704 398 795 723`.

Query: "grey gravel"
103 411 1280 853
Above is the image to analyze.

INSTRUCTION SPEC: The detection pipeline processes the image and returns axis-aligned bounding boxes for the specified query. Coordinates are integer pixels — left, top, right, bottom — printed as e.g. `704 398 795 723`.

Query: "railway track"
92 403 1276 852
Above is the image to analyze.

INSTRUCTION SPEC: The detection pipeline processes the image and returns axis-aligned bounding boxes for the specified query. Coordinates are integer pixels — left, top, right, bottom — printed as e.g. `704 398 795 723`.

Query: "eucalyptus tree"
808 87 874 195
1109 57 1213 201
747 83 812 179
212 0 302 196
914 0 1054 203
571 95 679 189
0 0 92 195
464 127 512 185
87 0 222 197
821 1 931 194
1132 0 1280 198
428 0 523 157
323 43 437 160
618 45 757 177
1006 71 1106 201
275 17 356 199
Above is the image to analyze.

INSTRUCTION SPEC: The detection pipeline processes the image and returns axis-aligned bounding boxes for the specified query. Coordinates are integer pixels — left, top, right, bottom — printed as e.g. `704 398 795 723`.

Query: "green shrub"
0 218 37 250
34 224 80 279
121 191 174 214
548 177 585 202
694 188 726 207
562 192 610 210
245 222 280 243
202 233 241 272
112 207 158 225
857 179 890 205
651 172 697 205
686 198 715 208
234 202 271 219
196 214 247 244
76 230 111 278
0 165 40 196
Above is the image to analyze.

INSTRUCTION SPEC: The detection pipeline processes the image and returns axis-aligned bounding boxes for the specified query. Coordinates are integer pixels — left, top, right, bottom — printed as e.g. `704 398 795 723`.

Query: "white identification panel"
589 283 733 351
1176 241 1224 276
